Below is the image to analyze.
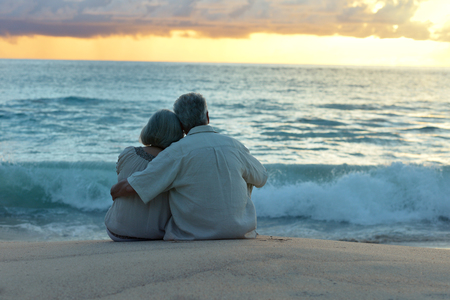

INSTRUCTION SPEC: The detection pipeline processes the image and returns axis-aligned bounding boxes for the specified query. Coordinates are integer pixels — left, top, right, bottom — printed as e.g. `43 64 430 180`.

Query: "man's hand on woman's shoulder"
110 179 136 200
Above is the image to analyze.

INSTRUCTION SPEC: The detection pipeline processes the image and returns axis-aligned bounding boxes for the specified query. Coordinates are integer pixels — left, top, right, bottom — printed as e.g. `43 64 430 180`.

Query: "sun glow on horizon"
1 33 449 67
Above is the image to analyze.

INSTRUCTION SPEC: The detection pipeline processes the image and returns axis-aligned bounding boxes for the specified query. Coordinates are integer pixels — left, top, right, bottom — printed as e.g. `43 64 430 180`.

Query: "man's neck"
183 124 208 135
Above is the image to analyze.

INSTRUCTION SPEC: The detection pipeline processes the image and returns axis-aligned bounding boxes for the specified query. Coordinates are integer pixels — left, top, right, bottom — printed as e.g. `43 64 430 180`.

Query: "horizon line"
2 57 449 69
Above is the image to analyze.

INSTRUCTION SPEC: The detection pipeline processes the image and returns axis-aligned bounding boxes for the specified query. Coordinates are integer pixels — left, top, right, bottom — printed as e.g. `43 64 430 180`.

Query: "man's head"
173 93 209 133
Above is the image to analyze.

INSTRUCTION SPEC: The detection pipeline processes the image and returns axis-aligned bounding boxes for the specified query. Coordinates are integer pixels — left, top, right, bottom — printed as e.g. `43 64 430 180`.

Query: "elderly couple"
106 93 268 241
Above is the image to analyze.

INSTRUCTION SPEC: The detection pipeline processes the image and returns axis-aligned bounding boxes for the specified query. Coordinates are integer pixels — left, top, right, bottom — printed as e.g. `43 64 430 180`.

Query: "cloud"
0 0 448 41
434 20 450 42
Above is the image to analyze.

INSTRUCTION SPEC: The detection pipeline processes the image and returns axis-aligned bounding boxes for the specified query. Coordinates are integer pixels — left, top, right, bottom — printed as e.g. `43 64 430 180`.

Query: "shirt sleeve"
127 150 181 204
240 147 268 188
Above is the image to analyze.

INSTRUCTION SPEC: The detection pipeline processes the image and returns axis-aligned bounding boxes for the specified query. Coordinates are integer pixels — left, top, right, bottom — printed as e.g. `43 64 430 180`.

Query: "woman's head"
140 109 184 149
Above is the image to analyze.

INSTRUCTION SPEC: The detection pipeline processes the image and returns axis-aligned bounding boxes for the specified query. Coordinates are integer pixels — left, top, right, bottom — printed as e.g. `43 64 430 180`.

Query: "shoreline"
2 236 450 299
2 236 450 250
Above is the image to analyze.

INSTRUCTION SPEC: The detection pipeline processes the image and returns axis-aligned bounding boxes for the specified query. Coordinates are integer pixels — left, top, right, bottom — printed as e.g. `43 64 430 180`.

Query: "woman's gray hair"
140 109 184 149
173 93 208 131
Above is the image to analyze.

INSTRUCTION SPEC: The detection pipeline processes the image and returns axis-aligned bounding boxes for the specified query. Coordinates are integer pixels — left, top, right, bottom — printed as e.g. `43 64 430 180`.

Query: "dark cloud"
229 0 255 19
0 0 447 41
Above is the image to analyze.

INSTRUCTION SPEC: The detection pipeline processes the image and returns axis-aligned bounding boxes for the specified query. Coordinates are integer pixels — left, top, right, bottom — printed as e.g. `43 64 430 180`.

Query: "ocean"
1 59 449 247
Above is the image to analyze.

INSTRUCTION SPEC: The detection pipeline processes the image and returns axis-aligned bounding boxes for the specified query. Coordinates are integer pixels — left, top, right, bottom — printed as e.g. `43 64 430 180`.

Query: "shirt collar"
187 125 216 136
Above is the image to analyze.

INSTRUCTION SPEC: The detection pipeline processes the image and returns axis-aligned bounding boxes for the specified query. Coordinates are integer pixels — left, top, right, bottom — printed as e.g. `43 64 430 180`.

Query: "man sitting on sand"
110 93 268 240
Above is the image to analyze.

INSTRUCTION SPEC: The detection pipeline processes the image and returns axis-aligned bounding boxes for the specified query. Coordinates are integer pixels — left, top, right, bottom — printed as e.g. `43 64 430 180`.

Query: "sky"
0 0 450 66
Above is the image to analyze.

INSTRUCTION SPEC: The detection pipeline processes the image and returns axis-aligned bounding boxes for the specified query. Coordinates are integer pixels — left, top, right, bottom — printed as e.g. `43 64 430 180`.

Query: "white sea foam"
1 161 449 244
254 163 450 225
0 162 115 211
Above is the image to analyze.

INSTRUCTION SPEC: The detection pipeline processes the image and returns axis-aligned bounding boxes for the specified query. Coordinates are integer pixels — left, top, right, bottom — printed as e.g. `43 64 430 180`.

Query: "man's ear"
180 122 187 135
206 111 210 124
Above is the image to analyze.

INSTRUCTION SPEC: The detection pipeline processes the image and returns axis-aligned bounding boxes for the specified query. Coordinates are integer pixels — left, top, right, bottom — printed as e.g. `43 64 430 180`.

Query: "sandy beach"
1 236 449 300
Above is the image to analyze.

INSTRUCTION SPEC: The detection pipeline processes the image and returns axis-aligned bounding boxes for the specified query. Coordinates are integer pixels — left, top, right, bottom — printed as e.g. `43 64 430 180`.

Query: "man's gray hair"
140 109 184 149
173 93 208 131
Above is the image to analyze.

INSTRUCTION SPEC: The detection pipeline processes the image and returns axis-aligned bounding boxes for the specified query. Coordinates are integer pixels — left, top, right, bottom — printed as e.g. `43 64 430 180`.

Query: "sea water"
1 59 449 247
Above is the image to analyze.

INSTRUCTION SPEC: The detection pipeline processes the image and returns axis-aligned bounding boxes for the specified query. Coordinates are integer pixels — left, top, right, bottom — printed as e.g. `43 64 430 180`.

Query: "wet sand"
1 236 449 299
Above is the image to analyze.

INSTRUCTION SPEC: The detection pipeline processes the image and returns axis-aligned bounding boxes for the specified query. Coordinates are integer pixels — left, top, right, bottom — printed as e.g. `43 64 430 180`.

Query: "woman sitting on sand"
105 109 184 241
